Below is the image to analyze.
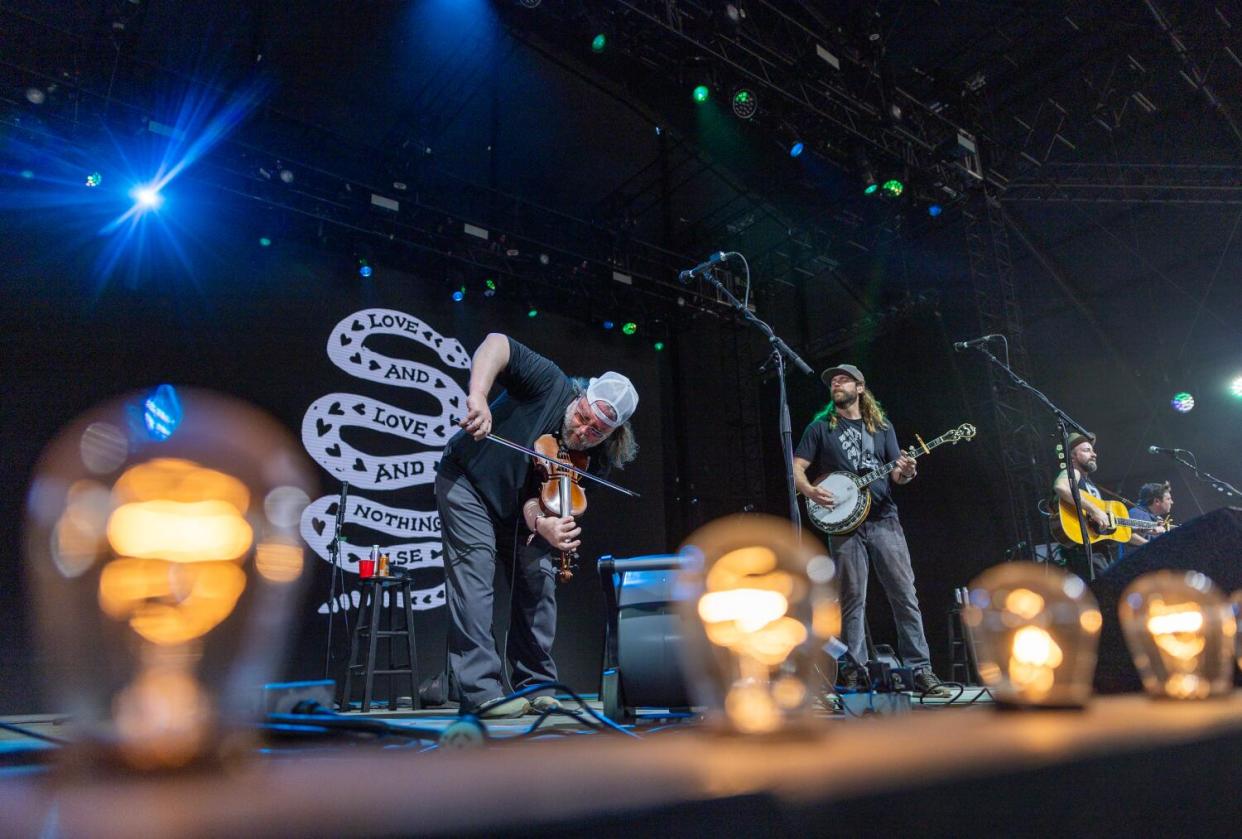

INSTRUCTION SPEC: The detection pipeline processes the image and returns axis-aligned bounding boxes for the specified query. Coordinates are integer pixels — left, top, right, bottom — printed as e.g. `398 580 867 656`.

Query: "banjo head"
807 473 862 532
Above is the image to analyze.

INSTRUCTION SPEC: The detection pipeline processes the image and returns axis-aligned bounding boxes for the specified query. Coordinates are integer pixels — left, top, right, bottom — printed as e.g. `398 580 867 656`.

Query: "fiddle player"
436 334 638 718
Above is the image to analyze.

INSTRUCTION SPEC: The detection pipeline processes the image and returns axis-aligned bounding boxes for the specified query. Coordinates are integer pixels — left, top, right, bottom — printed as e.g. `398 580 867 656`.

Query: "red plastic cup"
358 557 376 579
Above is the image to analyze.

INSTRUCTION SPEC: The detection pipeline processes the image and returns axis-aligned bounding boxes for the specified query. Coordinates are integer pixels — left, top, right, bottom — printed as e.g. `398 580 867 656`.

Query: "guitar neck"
855 431 956 488
1113 516 1163 530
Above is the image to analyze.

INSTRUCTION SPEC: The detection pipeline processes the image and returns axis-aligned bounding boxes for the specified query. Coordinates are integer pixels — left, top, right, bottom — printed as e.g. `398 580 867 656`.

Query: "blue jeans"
831 515 933 672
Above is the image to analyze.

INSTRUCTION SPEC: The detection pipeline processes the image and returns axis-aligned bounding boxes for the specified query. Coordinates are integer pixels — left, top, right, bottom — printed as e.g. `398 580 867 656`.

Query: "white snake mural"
299 308 469 613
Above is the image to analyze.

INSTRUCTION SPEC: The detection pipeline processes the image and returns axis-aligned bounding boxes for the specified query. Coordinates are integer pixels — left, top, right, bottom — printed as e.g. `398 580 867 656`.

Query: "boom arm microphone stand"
693 254 814 534
323 481 352 679
1158 449 1241 502
963 340 1100 578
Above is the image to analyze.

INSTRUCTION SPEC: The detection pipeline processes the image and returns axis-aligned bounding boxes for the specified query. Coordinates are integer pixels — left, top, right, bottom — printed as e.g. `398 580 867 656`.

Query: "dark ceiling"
2 0 1240 488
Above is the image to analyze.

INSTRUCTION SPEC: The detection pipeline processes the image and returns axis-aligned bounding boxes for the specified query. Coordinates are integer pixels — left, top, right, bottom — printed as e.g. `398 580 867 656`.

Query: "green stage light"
527 307 538 318
864 183 878 195
591 33 606 52
259 237 272 247
622 321 637 335
882 179 905 197
1230 376 1242 399
85 171 102 188
732 88 757 119
693 85 710 103
653 341 665 352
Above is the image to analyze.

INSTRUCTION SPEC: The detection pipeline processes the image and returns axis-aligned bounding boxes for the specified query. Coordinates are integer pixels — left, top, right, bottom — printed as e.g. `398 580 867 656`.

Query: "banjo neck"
851 429 960 489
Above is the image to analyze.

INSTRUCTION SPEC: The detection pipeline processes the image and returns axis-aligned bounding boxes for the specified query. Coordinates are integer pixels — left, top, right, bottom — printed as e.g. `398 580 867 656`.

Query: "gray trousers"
831 515 933 672
435 467 559 711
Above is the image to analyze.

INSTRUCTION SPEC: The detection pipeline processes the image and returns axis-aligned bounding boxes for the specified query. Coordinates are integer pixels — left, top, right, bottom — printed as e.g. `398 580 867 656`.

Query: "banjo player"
792 363 952 697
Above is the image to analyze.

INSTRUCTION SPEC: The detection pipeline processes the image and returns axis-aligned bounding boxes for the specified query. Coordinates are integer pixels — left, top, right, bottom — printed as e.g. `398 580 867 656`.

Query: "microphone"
678 251 726 283
953 334 1001 351
1148 445 1188 455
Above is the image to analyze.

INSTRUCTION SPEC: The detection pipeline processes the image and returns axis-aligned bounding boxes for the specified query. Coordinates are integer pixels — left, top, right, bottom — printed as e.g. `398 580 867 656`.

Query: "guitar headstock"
945 423 977 444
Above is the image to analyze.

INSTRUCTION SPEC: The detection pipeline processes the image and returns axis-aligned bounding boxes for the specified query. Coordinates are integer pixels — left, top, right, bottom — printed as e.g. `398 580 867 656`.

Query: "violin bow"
481 433 642 499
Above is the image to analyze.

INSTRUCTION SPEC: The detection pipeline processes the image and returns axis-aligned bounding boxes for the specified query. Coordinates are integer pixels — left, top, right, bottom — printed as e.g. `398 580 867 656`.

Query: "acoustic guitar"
1052 490 1167 546
805 423 976 536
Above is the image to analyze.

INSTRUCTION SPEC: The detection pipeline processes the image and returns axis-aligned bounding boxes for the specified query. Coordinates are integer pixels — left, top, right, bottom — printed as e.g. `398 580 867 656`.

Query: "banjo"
805 422 976 536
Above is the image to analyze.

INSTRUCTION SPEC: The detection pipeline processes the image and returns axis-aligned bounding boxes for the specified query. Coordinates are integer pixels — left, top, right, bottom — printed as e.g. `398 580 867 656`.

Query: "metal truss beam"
1002 162 1242 205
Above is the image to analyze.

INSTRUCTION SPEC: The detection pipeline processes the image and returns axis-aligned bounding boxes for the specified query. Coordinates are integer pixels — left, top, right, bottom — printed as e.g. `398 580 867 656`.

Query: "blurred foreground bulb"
961 562 1101 708
677 515 838 735
1119 571 1235 699
25 387 315 770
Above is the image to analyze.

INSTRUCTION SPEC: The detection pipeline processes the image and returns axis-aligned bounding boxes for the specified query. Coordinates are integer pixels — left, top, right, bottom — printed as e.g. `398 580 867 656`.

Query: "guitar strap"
860 425 875 474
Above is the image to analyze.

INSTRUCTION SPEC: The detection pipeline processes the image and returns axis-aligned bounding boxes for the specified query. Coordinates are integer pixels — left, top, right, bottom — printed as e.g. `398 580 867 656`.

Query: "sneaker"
476 696 531 719
529 695 563 714
912 670 954 699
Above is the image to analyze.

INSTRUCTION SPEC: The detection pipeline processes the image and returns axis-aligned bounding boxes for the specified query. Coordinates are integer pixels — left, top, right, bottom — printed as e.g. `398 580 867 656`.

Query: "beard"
833 390 858 409
561 411 592 451
1082 458 1098 474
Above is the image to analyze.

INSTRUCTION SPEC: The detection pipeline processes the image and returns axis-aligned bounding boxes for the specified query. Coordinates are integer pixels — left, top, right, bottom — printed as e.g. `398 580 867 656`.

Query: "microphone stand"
964 343 1100 579
323 481 352 680
1164 450 1241 502
700 265 814 534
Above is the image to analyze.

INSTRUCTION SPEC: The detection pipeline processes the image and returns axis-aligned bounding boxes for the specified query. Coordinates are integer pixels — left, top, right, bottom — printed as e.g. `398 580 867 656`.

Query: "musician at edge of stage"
792 363 952 698
1116 481 1172 563
436 333 639 719
1051 432 1152 577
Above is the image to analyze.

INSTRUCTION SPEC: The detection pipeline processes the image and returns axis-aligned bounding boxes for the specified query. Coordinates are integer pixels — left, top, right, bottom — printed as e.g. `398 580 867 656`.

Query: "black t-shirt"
795 415 902 519
438 337 605 524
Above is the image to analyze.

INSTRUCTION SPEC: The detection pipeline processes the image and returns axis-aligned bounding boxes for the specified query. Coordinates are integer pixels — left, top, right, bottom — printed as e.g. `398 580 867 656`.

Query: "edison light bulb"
677 514 839 735
961 562 1101 708
1119 571 1235 700
25 387 315 769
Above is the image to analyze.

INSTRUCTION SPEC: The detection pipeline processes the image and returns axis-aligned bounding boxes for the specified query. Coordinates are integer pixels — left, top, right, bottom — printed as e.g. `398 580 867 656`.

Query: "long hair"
571 378 638 469
812 389 889 433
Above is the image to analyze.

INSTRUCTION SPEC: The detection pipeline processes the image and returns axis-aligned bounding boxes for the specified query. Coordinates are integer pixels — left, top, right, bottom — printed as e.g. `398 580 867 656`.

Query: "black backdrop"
0 208 668 713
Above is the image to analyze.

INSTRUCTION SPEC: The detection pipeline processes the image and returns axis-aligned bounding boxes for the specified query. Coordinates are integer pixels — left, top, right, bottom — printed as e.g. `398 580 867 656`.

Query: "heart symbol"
328 401 345 416
369 360 381 371
435 589 445 599
312 518 326 536
340 334 352 346
434 378 445 389
316 418 332 437
351 320 364 331
422 595 432 604
450 396 460 408
326 502 339 516
349 352 361 365
435 425 445 436
352 458 366 472
352 402 366 415
326 443 342 458
449 415 459 426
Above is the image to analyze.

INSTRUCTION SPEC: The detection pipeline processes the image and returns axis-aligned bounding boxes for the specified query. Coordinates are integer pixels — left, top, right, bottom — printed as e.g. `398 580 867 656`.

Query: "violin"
531 433 588 583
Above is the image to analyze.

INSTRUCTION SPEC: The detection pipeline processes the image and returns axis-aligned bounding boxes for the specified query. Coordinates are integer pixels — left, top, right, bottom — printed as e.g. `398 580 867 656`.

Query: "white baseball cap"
586 372 638 429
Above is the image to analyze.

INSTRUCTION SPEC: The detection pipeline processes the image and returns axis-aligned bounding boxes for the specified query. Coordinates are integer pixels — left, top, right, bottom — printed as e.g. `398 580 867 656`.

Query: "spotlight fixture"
527 307 538 318
693 84 710 103
602 320 615 331
653 341 665 352
258 237 272 248
130 184 163 210
677 514 839 735
591 33 607 52
1229 375 1242 399
621 321 637 336
928 204 943 217
881 179 905 198
277 166 294 185
538 253 550 266
1119 571 1236 699
961 562 1102 708
357 259 372 278
789 141 804 158
483 278 497 298
85 172 103 188
731 88 758 120
25 87 46 105
451 287 466 302
1171 392 1195 413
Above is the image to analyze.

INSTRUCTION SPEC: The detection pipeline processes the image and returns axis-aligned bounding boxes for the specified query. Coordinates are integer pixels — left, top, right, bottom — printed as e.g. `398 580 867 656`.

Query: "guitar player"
1052 432 1150 577
792 363 951 698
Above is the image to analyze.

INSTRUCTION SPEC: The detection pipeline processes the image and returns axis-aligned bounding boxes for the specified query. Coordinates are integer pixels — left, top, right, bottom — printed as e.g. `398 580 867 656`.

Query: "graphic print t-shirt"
795 414 901 519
